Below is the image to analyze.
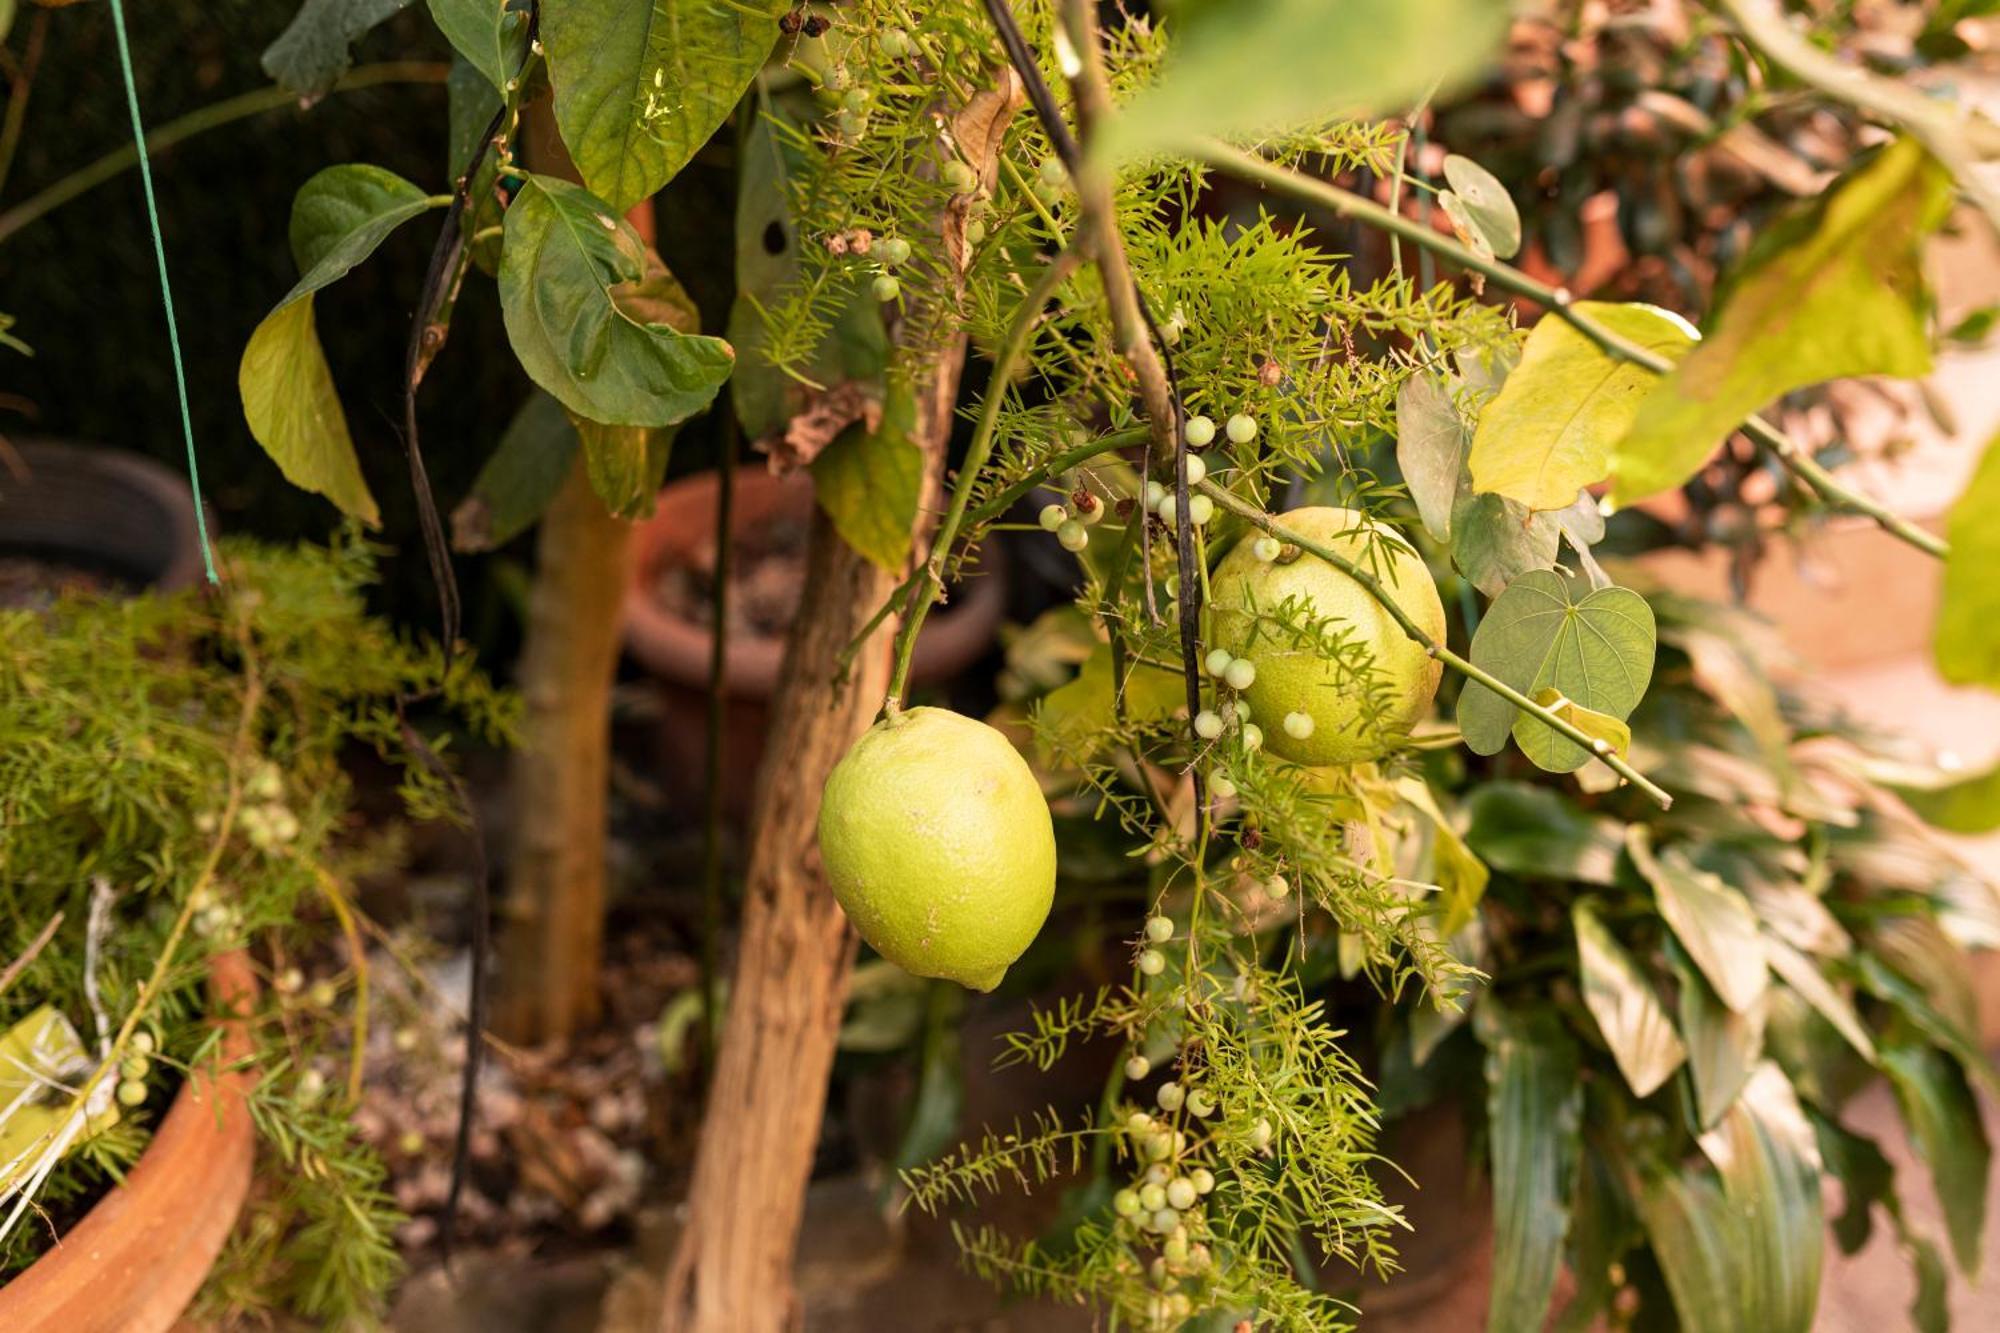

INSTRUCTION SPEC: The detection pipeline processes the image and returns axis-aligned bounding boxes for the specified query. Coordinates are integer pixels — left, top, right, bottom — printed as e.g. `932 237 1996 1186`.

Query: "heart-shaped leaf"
498 174 735 428
1440 153 1522 260
1450 490 1559 597
1469 301 1696 512
1396 370 1471 542
1456 569 1657 771
1574 899 1686 1098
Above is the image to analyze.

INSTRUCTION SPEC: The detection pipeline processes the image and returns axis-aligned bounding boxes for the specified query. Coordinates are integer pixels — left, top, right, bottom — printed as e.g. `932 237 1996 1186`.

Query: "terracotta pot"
622 468 1008 815
0 951 257 1332
0 440 205 598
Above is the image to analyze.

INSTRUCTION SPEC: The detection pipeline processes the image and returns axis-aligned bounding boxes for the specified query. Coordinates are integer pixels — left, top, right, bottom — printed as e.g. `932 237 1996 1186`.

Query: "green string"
105 0 218 583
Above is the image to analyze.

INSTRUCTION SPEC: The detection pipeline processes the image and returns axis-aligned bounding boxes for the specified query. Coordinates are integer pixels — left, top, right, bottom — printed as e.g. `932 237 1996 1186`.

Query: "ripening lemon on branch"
817 707 1056 992
1209 506 1445 765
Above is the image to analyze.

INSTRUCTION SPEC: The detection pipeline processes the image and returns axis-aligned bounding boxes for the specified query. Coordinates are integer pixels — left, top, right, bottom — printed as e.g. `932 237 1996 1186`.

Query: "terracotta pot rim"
0 950 258 1332
621 467 1008 696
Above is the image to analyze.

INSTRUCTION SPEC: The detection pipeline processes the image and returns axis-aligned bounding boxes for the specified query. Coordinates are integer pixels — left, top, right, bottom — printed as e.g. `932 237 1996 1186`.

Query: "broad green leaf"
812 376 922 573
572 415 676 520
1456 569 1657 771
446 53 504 178
1555 1140 1640 1333
1668 623 1799 796
498 174 735 428
1397 778 1488 935
1395 370 1470 542
1811 1111 1895 1255
1095 0 1506 164
1469 301 1696 512
728 102 888 439
542 0 782 212
1439 153 1522 260
452 391 579 552
1464 782 1625 884
1880 1039 1991 1275
1574 899 1686 1097
426 0 527 95
1763 935 1877 1064
263 0 414 97
1692 1063 1825 1333
240 165 436 522
1040 642 1186 765
1936 430 2000 687
1629 830 1767 1014
1634 1168 1750 1332
1476 1003 1582 1333
1610 139 1954 505
1449 490 1558 597
1529 688 1631 763
891 981 966 1177
1671 939 1766 1128
1890 757 2000 833
1857 948 1990 1086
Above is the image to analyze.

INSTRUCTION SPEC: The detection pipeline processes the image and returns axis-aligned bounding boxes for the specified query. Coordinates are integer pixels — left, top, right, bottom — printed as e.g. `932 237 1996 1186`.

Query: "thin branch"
0 912 61 1004
1194 138 1949 562
1197 479 1675 810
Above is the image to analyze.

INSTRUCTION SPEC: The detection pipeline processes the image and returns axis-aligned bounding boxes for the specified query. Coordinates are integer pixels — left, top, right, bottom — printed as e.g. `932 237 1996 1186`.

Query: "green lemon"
818 707 1056 991
1210 506 1445 765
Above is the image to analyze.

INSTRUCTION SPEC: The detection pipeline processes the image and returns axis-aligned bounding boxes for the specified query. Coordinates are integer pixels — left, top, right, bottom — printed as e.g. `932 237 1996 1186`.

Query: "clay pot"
0 951 256 1332
0 440 205 601
622 468 1007 815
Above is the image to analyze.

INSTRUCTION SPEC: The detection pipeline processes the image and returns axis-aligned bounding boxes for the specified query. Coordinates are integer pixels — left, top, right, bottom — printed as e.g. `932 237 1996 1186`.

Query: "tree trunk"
656 359 965 1333
494 454 632 1042
494 105 653 1045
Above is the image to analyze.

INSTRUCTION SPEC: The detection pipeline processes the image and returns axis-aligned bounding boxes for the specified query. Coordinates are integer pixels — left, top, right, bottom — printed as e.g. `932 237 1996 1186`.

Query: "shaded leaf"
1038 640 1185 765
1629 830 1767 1014
1440 153 1521 260
572 415 676 520
426 0 527 94
1763 935 1877 1065
1464 782 1625 885
1470 302 1696 511
1456 569 1657 771
452 391 579 552
446 52 504 178
1610 139 1953 505
1096 0 1506 164
1574 899 1686 1098
1398 778 1489 935
1476 1002 1582 1333
812 375 922 573
542 0 781 212
262 0 414 97
1692 1063 1825 1333
1395 370 1470 542
1449 490 1558 597
1671 937 1766 1128
1880 1038 1992 1276
1810 1110 1895 1255
497 174 735 428
1936 430 2000 687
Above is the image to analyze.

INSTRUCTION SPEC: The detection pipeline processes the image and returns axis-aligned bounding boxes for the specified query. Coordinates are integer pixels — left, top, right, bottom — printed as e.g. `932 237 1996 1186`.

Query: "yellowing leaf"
1936 430 2000 687
1610 139 1953 506
240 300 380 524
1470 302 1697 512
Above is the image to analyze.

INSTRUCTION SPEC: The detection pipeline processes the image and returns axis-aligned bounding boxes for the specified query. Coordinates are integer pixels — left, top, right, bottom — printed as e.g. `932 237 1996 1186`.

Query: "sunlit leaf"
1469 302 1695 512
1573 899 1686 1097
1439 153 1522 260
1529 688 1631 762
1096 0 1506 164
542 0 782 211
1456 570 1657 772
498 174 735 428
1477 1002 1581 1333
1672 938 1766 1128
1395 370 1470 542
1888 757 2000 834
1763 935 1877 1065
1692 1064 1825 1333
1936 430 2000 687
1610 139 1953 505
1629 830 1767 1014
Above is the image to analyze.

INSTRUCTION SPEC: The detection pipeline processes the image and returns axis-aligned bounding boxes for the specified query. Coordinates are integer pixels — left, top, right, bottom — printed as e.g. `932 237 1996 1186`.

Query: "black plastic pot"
0 440 204 602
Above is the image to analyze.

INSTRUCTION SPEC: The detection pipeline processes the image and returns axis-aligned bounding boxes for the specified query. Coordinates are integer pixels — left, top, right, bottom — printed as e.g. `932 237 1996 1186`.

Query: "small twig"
1197 479 1674 810
311 864 371 1105
0 11 50 202
0 912 61 1004
1193 138 1949 562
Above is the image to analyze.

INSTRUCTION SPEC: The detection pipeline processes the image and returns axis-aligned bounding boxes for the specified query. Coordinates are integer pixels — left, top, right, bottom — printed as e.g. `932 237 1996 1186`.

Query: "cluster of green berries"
1192 650 1264 752
188 884 242 941
195 760 300 851
1181 412 1259 450
870 235 913 302
1039 484 1107 553
115 1030 156 1108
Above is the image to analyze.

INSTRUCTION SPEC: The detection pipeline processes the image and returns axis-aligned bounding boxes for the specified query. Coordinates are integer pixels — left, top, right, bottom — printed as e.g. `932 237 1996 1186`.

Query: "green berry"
879 26 912 58
1075 491 1105 524
1183 453 1207 487
1241 723 1264 751
1186 1089 1216 1118
964 217 986 246
1163 1228 1191 1264
1265 873 1290 899
1226 413 1259 444
1149 1208 1180 1234
308 979 338 1009
1126 1053 1152 1080
1191 1167 1216 1194
879 237 912 266
1038 157 1066 187
117 1078 147 1107
1252 535 1282 562
1039 502 1069 531
1251 1117 1273 1149
1156 1081 1185 1112
1156 494 1178 526
872 273 901 302
120 1055 151 1081
1184 415 1216 448
1137 948 1166 976
1231 697 1251 722
1204 648 1233 678
942 160 978 193
1145 915 1174 943
1193 710 1224 741
1186 494 1214 526
276 967 303 994
1128 1110 1155 1133
1283 710 1315 740
1209 772 1237 800
131 1031 156 1055
1144 1130 1174 1161
842 87 870 111
1139 1182 1167 1212
1223 657 1257 691
1144 480 1167 510
837 109 868 139
1114 1187 1143 1217
298 1069 326 1103
1166 1177 1197 1210
1056 519 1089 552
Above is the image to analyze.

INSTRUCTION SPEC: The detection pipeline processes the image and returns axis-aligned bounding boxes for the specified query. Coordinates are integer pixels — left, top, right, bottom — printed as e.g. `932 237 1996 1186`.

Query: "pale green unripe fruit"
1210 507 1444 765
1166 1177 1197 1210
1186 494 1214 526
1226 413 1259 444
1193 709 1224 740
1183 453 1207 487
818 708 1055 991
1039 503 1068 531
1145 915 1174 942
1222 657 1256 691
1126 1053 1152 1080
1184 415 1216 447
1204 648 1233 678
1057 519 1089 552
